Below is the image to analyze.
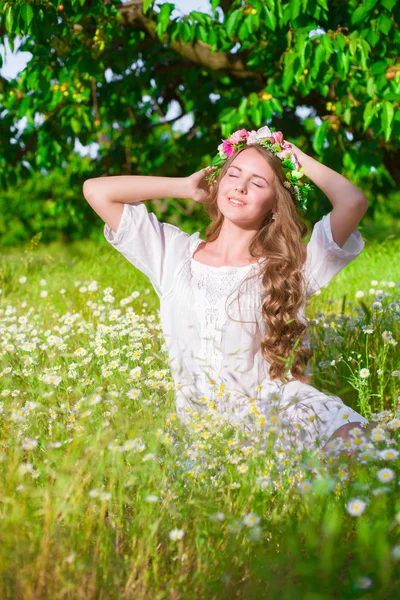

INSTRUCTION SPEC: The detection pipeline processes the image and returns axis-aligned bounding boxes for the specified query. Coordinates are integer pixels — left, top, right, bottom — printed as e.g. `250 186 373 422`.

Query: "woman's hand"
286 140 305 162
186 166 217 204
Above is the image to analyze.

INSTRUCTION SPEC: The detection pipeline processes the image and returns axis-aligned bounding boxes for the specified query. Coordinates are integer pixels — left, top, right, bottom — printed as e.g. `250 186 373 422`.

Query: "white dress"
104 201 369 452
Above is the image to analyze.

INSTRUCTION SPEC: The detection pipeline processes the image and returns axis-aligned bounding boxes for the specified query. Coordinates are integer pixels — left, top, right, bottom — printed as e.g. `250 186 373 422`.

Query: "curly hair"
200 144 313 384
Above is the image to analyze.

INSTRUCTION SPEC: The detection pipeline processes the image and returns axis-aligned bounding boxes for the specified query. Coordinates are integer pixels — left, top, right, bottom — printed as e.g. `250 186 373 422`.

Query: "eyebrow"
228 165 269 184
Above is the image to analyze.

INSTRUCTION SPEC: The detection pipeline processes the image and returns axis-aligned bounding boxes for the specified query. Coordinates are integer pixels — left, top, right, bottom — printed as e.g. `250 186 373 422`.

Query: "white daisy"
169 529 184 541
376 468 395 483
346 498 367 516
243 513 261 527
145 495 159 503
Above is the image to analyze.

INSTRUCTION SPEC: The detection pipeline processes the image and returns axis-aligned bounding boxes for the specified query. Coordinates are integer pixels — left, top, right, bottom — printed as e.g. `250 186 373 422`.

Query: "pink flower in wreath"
270 131 283 144
228 128 249 145
222 139 234 157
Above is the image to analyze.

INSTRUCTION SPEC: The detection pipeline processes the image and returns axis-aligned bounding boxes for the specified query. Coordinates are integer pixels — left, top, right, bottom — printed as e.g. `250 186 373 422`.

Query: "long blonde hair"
201 145 313 384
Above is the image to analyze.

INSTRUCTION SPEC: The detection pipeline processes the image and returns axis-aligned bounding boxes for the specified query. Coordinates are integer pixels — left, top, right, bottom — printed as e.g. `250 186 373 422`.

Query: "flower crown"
205 125 314 212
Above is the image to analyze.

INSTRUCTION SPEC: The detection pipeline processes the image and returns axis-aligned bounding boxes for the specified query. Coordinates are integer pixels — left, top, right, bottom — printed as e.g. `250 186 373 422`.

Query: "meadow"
0 230 399 599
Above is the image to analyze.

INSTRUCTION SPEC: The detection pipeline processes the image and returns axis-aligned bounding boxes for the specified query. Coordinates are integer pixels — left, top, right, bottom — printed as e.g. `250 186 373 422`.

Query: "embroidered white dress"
104 201 369 451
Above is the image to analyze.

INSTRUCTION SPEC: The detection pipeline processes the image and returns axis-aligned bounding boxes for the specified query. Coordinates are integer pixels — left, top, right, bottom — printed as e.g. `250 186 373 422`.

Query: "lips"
228 196 247 205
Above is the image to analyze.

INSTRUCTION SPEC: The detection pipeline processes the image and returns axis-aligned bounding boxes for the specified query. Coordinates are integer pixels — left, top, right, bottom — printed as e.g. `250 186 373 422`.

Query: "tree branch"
145 111 187 130
117 1 262 80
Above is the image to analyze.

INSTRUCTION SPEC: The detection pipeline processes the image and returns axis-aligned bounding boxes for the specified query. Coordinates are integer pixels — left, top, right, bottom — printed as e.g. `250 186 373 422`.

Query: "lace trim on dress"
189 234 261 395
191 261 252 389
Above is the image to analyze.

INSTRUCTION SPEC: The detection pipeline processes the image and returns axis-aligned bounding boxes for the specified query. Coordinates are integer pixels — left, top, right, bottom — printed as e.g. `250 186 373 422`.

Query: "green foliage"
0 159 96 245
0 0 399 246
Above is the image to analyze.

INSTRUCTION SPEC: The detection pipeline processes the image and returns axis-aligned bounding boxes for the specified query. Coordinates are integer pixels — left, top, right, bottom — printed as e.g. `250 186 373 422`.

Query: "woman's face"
217 148 276 225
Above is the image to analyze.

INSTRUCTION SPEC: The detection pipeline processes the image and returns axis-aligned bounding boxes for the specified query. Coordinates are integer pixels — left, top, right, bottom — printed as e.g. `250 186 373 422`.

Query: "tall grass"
0 235 399 599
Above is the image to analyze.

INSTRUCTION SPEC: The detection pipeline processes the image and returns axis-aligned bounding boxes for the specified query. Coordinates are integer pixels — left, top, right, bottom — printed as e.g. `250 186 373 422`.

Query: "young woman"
83 125 375 455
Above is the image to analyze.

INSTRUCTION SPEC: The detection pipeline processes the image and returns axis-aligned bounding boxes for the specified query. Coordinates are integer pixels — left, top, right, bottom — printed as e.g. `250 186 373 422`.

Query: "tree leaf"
262 5 276 31
251 105 262 128
316 0 328 10
364 0 378 10
363 100 376 132
142 0 153 15
70 118 81 135
220 107 236 123
295 30 309 70
156 3 174 39
312 121 328 155
334 33 347 51
238 97 248 118
5 6 14 32
309 44 325 80
182 22 192 43
197 24 209 44
190 11 210 26
351 5 368 25
207 28 217 49
238 18 250 41
349 39 357 57
370 61 388 75
366 77 376 98
20 3 34 29
282 51 295 91
340 51 350 77
381 100 394 142
365 28 380 48
248 92 259 107
270 97 283 113
377 13 392 36
343 107 351 125
359 44 368 71
225 8 241 39
291 0 301 22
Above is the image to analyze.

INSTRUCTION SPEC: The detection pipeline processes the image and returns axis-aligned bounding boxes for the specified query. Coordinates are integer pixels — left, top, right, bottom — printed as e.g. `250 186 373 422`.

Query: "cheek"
255 188 272 202
219 178 229 193
217 179 230 200
250 191 272 212
248 188 265 203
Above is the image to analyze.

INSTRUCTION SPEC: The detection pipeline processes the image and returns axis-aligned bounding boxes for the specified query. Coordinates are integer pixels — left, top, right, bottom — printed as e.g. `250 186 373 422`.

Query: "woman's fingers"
205 166 217 183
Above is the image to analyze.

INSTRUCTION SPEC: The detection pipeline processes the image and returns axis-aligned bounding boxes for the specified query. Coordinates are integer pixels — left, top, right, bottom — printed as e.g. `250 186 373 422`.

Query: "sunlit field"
1 234 400 599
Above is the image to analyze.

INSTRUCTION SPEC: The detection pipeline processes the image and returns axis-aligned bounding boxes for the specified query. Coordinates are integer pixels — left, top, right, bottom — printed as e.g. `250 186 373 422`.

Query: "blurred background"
1 0 399 248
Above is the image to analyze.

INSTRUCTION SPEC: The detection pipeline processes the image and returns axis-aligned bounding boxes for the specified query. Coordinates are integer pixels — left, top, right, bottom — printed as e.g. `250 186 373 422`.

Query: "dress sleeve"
104 202 188 298
304 210 365 297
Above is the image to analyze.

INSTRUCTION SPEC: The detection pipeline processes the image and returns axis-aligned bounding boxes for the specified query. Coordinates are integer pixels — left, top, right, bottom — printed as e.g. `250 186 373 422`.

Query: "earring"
271 211 280 221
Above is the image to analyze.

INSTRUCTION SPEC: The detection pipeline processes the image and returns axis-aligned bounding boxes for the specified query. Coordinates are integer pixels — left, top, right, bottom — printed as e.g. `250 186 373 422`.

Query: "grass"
0 233 399 599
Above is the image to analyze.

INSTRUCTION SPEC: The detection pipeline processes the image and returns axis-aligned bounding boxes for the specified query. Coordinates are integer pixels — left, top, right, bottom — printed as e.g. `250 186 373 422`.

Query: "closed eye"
228 174 263 188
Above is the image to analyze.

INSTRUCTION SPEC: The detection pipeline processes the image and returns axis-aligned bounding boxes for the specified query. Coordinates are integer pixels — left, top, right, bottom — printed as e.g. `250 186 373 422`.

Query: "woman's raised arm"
83 175 190 233
82 174 189 205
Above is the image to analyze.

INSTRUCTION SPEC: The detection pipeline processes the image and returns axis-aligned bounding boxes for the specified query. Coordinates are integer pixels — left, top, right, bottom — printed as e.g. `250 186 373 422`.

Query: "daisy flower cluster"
0 271 400 596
